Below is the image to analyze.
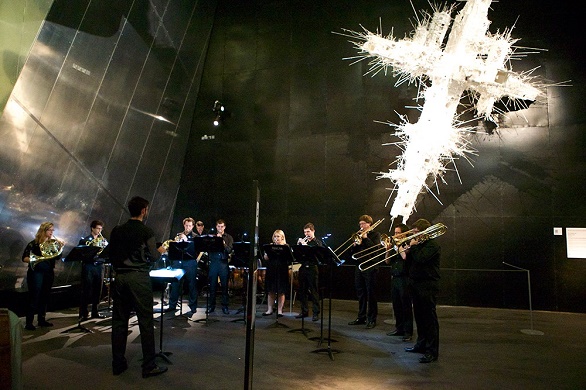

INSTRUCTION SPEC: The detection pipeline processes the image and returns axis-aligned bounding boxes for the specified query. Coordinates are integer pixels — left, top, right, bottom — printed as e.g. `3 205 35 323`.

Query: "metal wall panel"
0 0 217 296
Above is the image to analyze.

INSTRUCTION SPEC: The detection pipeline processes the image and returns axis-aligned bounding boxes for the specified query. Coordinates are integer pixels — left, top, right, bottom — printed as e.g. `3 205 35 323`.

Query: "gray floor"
19 298 586 390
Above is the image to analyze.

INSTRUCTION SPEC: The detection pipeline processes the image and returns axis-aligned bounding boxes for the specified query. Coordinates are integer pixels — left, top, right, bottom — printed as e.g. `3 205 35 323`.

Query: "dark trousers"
391 275 413 335
168 260 199 312
26 266 54 325
354 267 378 322
298 264 320 315
111 271 156 372
80 263 105 317
208 255 229 309
411 280 439 358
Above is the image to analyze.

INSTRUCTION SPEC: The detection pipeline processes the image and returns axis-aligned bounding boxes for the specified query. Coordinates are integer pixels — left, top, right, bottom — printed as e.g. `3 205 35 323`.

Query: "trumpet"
30 238 65 270
358 223 447 272
333 218 384 257
161 232 188 251
298 236 310 245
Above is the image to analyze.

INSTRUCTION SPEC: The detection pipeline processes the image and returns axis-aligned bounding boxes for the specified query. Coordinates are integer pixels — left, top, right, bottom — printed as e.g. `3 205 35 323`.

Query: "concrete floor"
18 298 586 390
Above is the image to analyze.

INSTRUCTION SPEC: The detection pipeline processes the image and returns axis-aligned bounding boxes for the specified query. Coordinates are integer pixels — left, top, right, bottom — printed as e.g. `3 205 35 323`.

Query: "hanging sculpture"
343 0 543 223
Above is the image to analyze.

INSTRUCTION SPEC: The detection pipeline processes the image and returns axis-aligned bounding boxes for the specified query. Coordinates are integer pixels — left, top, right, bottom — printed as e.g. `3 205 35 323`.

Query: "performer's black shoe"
419 354 438 363
91 313 106 319
312 313 319 322
295 312 308 319
79 315 90 322
262 312 273 316
142 365 168 378
277 313 284 318
405 346 425 353
402 335 413 342
112 362 128 376
38 320 53 327
386 329 404 336
222 307 230 314
25 324 36 331
348 318 366 325
365 321 376 329
163 306 177 313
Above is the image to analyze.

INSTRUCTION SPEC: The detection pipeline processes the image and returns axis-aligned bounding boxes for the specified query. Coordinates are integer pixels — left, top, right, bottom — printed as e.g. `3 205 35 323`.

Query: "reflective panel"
0 0 217 294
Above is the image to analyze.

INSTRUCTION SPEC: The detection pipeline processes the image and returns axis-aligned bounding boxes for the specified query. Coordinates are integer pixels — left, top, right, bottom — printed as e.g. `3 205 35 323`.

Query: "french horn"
30 238 65 270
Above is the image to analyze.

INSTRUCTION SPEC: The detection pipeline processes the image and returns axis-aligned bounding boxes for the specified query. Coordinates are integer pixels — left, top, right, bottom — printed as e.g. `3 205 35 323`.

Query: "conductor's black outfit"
109 219 161 376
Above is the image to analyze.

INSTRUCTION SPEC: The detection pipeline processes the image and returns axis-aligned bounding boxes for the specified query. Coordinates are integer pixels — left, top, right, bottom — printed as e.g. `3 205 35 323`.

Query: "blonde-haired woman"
21 222 64 330
262 230 289 317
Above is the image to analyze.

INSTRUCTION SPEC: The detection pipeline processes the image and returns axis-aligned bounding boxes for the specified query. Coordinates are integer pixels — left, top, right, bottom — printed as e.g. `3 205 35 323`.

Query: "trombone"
333 218 384 258
357 223 447 272
350 233 392 261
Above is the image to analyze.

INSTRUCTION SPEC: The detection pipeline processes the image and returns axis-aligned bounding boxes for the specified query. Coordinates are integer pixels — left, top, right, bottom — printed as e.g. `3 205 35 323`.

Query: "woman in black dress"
262 230 289 317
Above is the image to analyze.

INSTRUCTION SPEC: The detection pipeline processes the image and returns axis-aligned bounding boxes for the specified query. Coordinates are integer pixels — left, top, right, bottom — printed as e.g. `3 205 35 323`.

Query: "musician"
207 219 233 315
295 223 323 321
21 222 64 330
262 230 289 317
165 217 201 317
403 218 441 363
195 220 206 236
109 196 167 377
348 215 381 329
386 223 413 341
78 220 107 320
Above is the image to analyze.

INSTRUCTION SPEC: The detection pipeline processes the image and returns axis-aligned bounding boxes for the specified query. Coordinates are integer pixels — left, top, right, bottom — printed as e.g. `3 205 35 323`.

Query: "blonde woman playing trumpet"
22 222 64 330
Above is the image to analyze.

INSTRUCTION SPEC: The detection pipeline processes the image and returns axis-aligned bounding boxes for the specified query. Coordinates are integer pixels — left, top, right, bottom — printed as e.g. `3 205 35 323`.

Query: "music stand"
311 246 344 360
168 241 195 317
193 235 224 325
149 268 185 363
232 242 250 324
61 245 101 334
262 244 295 329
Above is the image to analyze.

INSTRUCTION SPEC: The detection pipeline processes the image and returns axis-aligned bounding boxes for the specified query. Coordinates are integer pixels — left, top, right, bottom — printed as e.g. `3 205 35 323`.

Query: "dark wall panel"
176 0 586 312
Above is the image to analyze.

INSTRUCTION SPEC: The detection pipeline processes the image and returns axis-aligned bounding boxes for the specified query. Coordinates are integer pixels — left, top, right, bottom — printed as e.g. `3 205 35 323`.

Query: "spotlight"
212 100 227 126
213 100 224 112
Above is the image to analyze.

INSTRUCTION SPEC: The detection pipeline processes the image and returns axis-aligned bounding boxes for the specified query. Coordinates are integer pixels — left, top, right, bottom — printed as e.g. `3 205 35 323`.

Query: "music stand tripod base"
288 316 312 337
61 319 93 334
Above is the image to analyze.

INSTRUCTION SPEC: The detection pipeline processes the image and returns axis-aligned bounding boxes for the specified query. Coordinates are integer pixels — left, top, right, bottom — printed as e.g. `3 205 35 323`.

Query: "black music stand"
262 244 294 329
167 241 195 317
232 242 250 324
149 268 185 363
311 246 344 360
193 235 224 325
61 245 101 334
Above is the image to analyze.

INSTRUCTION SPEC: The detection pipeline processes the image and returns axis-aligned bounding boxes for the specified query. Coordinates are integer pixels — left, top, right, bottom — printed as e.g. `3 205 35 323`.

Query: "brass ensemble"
357 223 447 272
333 218 384 257
30 238 65 270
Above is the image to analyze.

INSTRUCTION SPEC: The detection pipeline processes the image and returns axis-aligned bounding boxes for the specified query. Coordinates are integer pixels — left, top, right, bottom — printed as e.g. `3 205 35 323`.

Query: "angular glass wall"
0 0 217 296
0 0 54 116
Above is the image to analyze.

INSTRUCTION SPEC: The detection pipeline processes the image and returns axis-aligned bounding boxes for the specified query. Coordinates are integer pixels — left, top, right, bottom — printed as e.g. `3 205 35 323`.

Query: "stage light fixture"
212 100 226 126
